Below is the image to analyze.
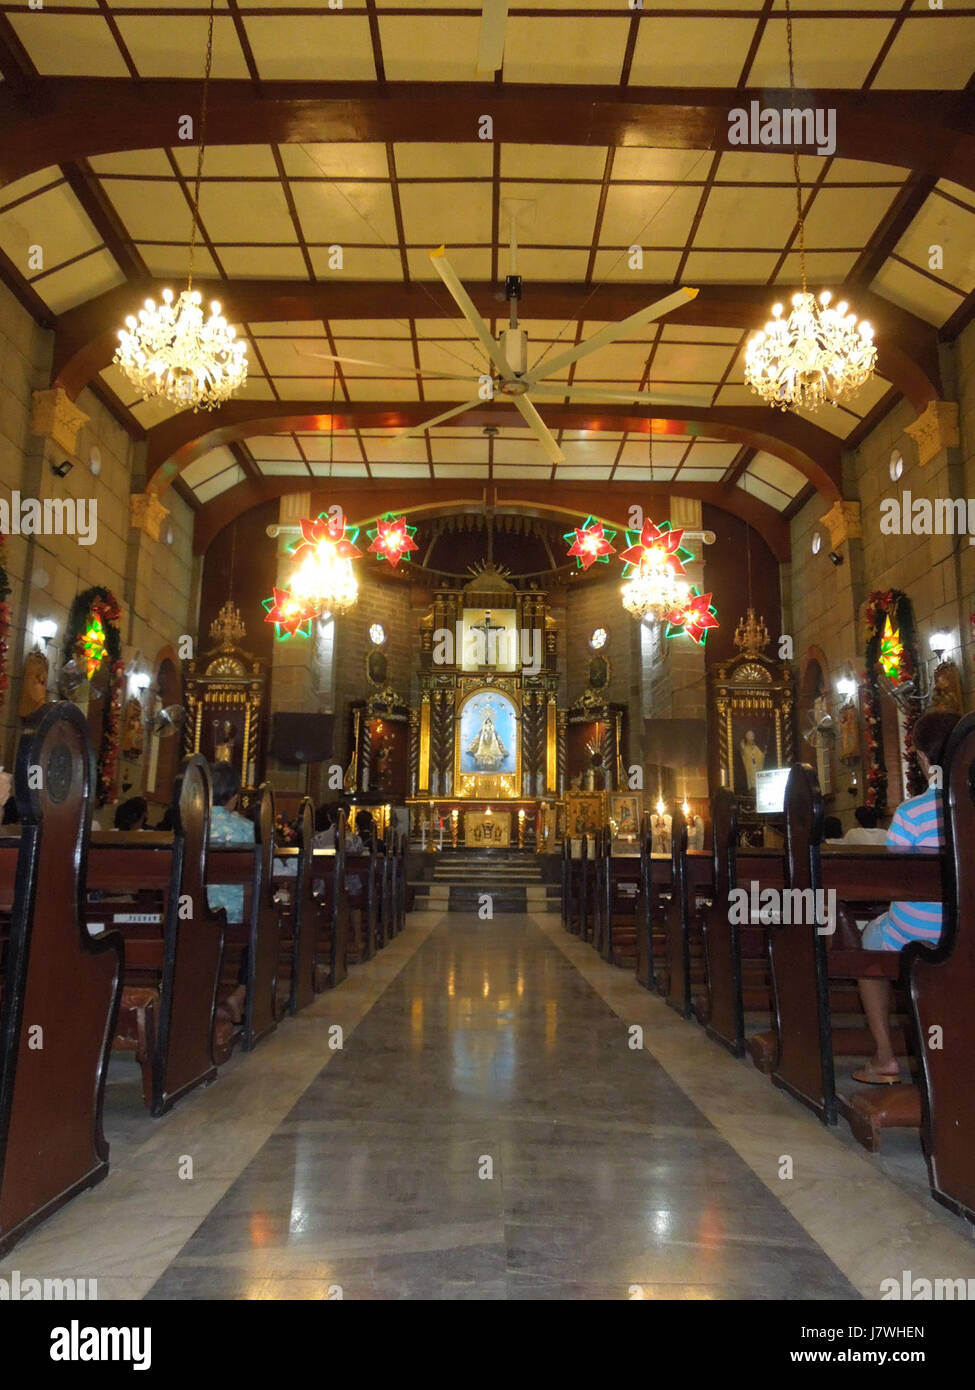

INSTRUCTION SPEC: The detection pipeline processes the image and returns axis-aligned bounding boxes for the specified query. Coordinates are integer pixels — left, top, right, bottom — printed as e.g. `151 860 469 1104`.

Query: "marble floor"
5 910 975 1300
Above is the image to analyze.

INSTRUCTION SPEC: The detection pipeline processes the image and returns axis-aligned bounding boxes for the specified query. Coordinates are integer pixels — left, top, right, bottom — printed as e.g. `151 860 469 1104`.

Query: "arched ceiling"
0 2 973 557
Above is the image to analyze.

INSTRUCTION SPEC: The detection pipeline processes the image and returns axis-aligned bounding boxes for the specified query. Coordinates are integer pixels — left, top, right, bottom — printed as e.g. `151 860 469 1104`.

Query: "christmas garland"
64 586 124 804
0 534 10 711
862 589 924 807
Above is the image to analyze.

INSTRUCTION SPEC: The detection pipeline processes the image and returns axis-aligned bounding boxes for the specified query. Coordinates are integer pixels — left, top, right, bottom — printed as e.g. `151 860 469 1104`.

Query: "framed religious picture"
610 792 641 850
564 789 605 839
732 714 778 796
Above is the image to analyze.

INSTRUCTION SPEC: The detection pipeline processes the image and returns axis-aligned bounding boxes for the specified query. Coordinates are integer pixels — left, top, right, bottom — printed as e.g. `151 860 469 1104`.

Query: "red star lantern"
263 587 313 637
293 512 362 563
565 518 617 571
619 518 690 578
666 591 720 646
368 514 418 569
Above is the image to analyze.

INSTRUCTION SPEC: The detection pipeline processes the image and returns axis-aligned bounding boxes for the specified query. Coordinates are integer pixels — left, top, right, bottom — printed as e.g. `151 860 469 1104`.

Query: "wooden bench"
658 806 714 1020
0 702 123 1256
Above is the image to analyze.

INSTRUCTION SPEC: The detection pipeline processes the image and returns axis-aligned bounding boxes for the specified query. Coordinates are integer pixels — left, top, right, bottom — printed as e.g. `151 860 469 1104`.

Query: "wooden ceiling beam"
54 277 940 413
2 82 974 192
143 397 843 503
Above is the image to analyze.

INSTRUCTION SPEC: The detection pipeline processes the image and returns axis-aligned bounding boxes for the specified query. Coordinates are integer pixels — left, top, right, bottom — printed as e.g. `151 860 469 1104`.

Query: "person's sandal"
852 1065 901 1086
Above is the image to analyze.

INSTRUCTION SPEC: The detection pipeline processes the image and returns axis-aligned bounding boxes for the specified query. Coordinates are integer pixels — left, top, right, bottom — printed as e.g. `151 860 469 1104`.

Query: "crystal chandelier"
288 514 362 618
744 0 876 413
114 0 247 412
620 548 690 623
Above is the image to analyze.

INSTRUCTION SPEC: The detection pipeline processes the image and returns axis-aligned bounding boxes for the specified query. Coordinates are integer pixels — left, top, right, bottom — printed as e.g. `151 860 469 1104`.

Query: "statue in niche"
651 812 672 855
839 702 860 761
213 718 236 765
931 661 963 714
121 697 145 762
467 710 507 772
738 729 766 791
19 649 49 717
687 813 705 852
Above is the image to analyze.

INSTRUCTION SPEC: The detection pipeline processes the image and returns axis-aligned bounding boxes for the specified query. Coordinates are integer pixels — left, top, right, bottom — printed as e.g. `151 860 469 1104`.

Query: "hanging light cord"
187 0 216 291
785 0 808 296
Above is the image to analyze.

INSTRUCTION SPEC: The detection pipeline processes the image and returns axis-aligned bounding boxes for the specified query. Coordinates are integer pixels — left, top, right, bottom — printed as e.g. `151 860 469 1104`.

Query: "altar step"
408 849 561 915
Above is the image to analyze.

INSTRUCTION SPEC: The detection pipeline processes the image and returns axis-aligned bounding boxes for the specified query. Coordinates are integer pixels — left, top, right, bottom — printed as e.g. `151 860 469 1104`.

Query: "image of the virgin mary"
467 711 508 771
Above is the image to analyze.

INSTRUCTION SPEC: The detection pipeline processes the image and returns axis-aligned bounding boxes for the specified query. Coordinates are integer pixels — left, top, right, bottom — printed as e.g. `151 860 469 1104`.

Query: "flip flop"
852 1066 901 1086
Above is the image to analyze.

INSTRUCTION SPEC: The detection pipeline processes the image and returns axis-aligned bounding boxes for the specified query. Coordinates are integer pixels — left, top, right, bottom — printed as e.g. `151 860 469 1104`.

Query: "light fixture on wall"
33 617 57 648
743 0 876 412
113 0 247 411
130 672 152 692
929 629 951 659
51 459 73 479
835 675 857 701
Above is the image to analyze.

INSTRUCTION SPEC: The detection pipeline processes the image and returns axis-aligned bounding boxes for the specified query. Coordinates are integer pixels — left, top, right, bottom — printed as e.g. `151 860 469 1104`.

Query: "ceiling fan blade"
528 287 700 383
293 346 480 383
429 246 510 379
476 0 509 74
529 383 706 409
393 398 484 437
513 394 564 464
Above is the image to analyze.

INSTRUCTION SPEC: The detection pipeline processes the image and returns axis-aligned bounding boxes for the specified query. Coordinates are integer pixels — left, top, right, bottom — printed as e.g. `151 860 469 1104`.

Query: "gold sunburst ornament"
744 0 876 412
114 0 247 411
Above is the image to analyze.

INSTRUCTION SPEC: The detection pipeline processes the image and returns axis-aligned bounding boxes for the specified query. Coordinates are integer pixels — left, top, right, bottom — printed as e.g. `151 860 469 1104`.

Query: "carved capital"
905 400 960 466
31 387 89 454
130 491 170 541
820 499 861 550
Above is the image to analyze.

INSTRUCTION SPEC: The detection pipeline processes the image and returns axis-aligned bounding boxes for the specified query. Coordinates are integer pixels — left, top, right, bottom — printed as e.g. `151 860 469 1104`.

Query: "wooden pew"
758 763 941 1131
658 806 714 1019
0 702 123 1257
392 829 407 934
273 798 319 1013
598 837 642 968
310 811 350 991
205 784 279 1053
702 787 778 1058
906 712 975 1221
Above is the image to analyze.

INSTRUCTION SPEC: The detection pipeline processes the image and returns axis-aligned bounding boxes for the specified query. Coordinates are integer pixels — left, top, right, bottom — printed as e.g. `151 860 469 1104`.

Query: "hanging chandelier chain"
784 0 807 294
187 0 216 291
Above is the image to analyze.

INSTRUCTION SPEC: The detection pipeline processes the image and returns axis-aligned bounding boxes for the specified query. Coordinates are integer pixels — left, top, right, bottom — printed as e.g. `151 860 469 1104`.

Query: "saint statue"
738 729 765 791
213 718 236 765
467 709 507 771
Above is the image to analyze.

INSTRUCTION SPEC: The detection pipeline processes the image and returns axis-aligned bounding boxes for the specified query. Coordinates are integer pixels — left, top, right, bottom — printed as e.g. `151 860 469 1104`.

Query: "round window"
589 627 607 650
369 623 386 646
889 449 904 482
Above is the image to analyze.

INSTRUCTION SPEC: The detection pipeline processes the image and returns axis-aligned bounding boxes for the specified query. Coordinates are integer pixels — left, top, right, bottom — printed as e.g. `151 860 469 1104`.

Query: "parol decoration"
368 514 418 569
665 589 720 646
564 518 617 571
262 587 314 640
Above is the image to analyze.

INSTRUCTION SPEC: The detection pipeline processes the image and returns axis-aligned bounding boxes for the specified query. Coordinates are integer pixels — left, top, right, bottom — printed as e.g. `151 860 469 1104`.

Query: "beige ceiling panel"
406 247 492 280
587 249 683 285
308 247 404 279
256 461 311 477
127 396 185 428
433 465 490 479
106 179 195 242
612 465 677 483
560 431 623 442
428 439 489 465
682 250 781 283
802 186 899 249
219 246 310 278
612 148 713 185
599 183 701 250
413 317 486 339
513 249 590 282
790 404 860 440
173 146 280 179
379 16 488 82
247 321 324 338
571 343 652 383
330 338 421 374
398 182 493 245
682 441 741 471
0 183 101 273
361 437 430 467
498 182 601 248
282 144 390 180
557 440 620 468
394 143 494 180
660 325 745 345
334 378 420 402
8 13 130 75
748 17 892 87
870 260 963 327
695 185 799 248
88 150 174 178
847 371 895 416
99 365 140 407
417 341 486 379
736 473 788 512
615 440 689 468
233 376 276 402
876 16 975 89
244 16 376 80
308 462 370 478
500 146 608 182
493 465 554 480
629 18 756 86
749 451 807 495
368 462 430 478
273 377 340 401
517 321 581 343
676 468 726 483
329 320 410 338
291 180 398 245
503 17 627 84
136 243 219 278
115 14 250 77
714 384 760 407
195 468 246 504
32 249 126 314
937 180 975 212
650 343 734 383
827 158 910 184
715 151 824 185
183 453 234 490
774 251 859 284
894 194 975 292
248 436 304 463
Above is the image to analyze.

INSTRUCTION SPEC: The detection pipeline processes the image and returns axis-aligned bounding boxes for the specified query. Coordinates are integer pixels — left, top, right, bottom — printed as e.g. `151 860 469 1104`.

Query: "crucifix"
470 609 507 666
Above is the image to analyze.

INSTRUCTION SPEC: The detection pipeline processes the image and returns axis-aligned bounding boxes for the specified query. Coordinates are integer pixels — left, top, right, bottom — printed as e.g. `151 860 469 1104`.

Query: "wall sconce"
50 459 73 479
130 672 151 692
929 629 951 659
33 617 57 648
835 676 857 702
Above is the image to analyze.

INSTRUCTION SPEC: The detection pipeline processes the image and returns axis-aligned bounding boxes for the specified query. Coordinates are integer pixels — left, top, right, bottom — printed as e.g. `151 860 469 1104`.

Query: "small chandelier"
619 517 691 624
114 0 247 413
744 0 876 413
289 514 362 617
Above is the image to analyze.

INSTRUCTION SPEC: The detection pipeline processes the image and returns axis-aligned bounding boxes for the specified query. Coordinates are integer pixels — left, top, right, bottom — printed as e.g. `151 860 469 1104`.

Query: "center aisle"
147 914 858 1301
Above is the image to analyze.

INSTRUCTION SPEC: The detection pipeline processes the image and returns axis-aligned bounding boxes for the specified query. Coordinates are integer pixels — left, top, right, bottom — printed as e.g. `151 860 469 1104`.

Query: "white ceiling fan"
296 202 700 465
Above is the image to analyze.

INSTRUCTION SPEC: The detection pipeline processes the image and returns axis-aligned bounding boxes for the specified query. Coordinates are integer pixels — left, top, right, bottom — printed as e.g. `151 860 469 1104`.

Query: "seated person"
854 710 960 1086
155 806 175 832
843 804 888 846
311 803 335 851
823 814 844 844
114 796 148 831
207 761 255 1025
355 809 386 854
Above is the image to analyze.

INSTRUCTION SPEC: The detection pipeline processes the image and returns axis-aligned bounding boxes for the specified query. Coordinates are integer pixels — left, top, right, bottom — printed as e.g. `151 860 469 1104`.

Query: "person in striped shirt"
854 710 960 1086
